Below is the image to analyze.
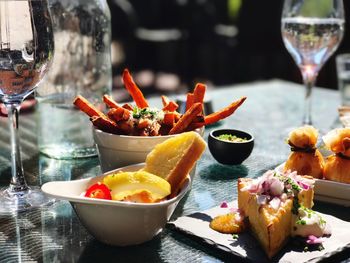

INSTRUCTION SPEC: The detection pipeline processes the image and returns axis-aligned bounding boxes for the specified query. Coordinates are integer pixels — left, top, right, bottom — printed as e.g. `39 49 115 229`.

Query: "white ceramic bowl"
93 127 204 173
42 163 191 246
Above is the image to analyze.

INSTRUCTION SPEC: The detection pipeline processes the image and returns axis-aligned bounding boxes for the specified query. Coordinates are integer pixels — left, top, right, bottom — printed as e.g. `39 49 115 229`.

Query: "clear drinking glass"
336 53 350 106
281 0 344 125
0 0 54 213
35 0 112 160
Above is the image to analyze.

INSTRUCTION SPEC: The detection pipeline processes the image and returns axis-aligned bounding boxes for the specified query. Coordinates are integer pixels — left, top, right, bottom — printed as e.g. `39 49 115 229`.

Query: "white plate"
169 201 350 262
275 164 350 207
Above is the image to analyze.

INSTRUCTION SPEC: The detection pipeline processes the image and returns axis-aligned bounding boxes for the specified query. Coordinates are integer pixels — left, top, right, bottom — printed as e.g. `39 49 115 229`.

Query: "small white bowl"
42 163 191 246
93 127 204 173
92 128 176 172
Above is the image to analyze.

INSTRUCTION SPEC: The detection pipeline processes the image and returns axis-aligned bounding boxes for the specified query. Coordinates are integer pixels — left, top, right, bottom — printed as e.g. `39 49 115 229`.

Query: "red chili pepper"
85 182 112 200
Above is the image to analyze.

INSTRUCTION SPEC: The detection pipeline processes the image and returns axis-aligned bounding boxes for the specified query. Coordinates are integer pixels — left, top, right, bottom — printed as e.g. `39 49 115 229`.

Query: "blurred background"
107 0 350 101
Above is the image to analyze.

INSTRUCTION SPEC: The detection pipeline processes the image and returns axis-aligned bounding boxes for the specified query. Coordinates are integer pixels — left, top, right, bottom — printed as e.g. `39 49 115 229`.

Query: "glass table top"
0 80 349 263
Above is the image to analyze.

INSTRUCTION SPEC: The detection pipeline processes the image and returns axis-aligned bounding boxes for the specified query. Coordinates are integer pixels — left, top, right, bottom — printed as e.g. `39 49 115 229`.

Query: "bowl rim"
209 128 254 144
93 127 176 139
93 126 204 139
42 163 191 208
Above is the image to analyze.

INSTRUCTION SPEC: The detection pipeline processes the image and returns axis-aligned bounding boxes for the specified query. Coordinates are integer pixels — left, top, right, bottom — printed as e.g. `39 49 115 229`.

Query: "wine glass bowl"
281 0 344 125
0 2 53 100
0 0 54 213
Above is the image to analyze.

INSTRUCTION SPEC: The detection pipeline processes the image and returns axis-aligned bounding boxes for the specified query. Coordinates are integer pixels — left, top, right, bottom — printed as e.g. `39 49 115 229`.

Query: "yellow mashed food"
103 170 171 202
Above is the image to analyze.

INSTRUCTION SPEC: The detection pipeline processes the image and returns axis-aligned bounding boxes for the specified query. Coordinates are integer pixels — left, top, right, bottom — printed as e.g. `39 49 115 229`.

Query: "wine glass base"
0 186 55 214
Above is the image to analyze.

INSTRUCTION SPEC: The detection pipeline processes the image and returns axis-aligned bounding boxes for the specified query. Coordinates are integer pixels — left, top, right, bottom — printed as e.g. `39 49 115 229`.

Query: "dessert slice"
143 131 206 197
238 170 314 259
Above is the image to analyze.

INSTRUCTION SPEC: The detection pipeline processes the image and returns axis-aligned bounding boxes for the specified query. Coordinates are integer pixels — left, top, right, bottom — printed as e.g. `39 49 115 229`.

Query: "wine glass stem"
302 79 315 125
4 102 29 193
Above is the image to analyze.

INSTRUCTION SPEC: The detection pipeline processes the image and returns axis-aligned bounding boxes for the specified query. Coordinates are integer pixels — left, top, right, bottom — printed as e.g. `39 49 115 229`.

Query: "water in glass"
0 0 54 213
281 0 344 125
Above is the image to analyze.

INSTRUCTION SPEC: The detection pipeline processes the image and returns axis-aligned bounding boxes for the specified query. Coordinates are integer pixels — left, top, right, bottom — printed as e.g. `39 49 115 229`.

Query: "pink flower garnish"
306 235 325 245
220 201 228 208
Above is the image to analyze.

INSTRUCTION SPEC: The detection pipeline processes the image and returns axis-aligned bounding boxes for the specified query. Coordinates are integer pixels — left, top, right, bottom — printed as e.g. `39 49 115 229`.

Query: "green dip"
216 134 248 142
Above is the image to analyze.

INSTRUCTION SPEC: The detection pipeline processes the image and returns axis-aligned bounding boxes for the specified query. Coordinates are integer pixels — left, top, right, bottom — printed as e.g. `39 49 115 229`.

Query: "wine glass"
282 0 344 125
0 0 54 213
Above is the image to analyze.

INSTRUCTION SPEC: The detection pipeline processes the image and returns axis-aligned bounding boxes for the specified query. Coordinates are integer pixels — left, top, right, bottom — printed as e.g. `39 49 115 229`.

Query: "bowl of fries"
73 69 247 172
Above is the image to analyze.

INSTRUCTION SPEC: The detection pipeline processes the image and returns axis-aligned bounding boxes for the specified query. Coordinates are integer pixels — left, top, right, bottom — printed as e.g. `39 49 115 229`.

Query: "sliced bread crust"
144 132 206 197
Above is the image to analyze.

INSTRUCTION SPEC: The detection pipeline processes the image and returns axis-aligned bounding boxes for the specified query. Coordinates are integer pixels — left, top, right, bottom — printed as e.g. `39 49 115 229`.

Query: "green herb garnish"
232 234 238 239
318 244 325 251
217 134 248 142
292 196 300 215
296 206 327 227
286 177 302 192
132 107 158 119
302 244 324 252
274 172 302 192
273 172 302 215
320 217 326 226
296 219 306 225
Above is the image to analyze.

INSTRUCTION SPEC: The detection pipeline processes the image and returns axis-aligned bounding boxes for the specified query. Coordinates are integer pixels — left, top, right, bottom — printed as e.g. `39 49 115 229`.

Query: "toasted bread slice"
238 178 314 259
143 132 206 197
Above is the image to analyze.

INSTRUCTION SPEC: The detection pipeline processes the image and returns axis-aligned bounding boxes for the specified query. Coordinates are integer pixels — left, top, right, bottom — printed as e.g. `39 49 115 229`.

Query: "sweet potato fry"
193 83 206 104
193 115 205 123
161 95 178 112
204 97 247 125
104 95 131 122
122 103 133 111
73 95 105 118
108 107 131 122
159 126 171 136
103 94 120 109
185 93 194 111
122 69 149 109
174 111 181 122
163 112 175 126
107 108 121 122
119 108 131 120
90 116 119 134
169 103 202 135
161 95 169 107
137 119 151 129
186 122 205 131
117 120 134 135
75 72 247 137
185 115 205 131
163 101 178 112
